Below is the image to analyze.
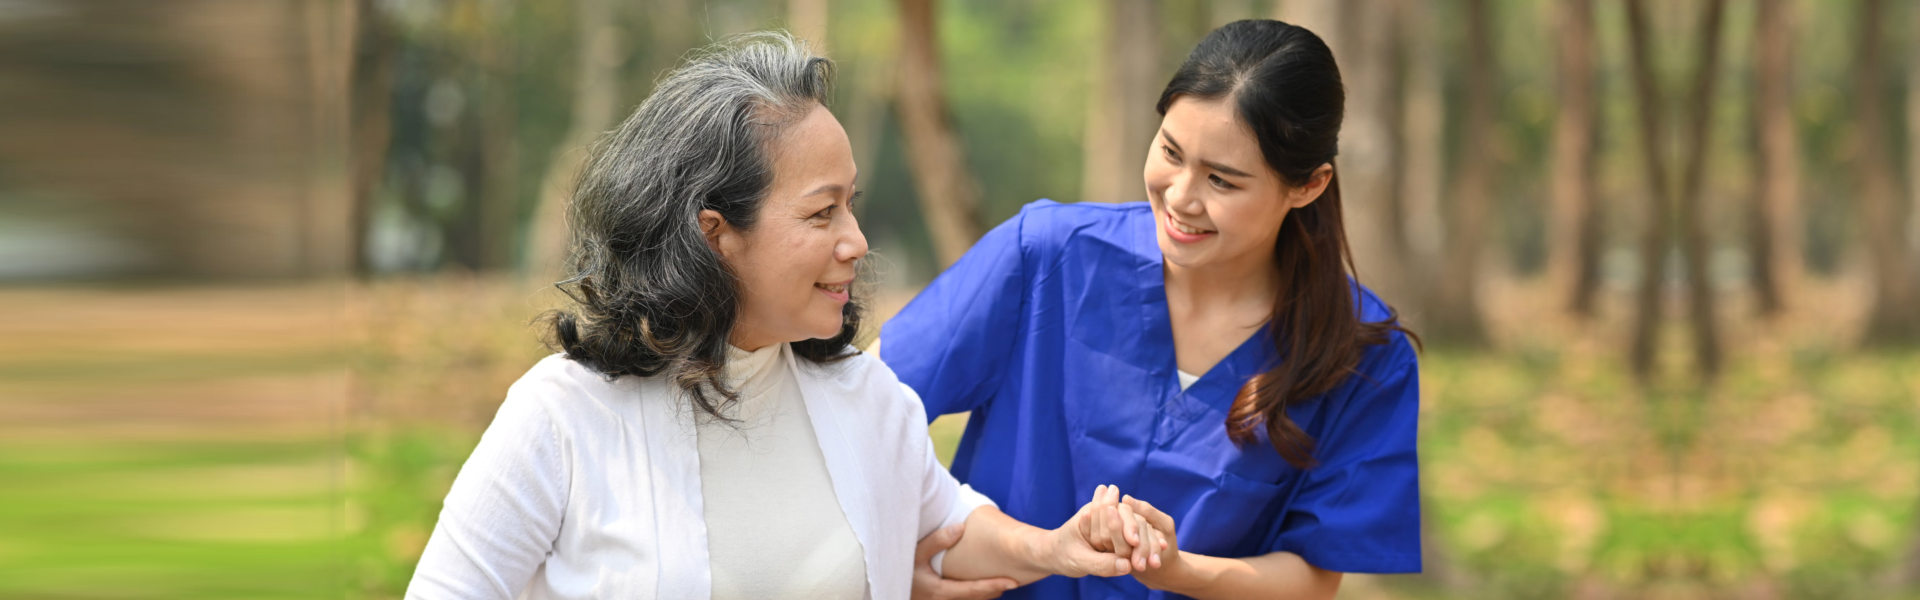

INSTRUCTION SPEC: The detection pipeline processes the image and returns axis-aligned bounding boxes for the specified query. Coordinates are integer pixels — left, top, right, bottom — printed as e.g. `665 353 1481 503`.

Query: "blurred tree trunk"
1336 0 1410 313
1624 0 1669 379
1425 0 1494 346
1911 0 1920 286
349 0 395 276
895 0 983 267
526 0 624 285
1079 0 1160 204
1274 0 1413 317
1749 0 1801 315
788 0 828 49
301 0 353 275
1855 0 1920 343
1675 0 1726 378
458 2 518 272
1396 0 1445 287
1272 0 1337 40
1549 0 1602 316
1627 0 1726 380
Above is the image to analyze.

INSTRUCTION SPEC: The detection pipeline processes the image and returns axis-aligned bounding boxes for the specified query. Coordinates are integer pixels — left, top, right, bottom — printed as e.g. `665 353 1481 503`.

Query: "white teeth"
1170 215 1213 235
815 283 846 293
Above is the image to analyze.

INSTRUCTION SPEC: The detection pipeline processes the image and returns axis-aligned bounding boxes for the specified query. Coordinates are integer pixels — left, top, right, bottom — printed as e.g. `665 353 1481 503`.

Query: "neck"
1164 247 1280 311
729 325 776 353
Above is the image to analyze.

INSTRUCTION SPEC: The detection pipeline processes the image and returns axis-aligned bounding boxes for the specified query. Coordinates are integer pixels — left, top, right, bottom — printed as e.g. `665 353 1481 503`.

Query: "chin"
803 317 844 341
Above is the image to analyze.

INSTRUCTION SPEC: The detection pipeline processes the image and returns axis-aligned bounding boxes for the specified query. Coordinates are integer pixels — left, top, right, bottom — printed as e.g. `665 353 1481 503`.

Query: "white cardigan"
405 348 995 599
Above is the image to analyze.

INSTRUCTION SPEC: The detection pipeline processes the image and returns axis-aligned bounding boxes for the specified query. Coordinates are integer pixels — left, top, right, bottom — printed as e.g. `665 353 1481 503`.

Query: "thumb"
916 522 966 564
1062 539 1128 578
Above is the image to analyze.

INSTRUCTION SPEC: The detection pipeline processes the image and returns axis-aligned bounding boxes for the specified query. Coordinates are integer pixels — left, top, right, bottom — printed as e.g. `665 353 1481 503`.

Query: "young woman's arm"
1122 498 1342 600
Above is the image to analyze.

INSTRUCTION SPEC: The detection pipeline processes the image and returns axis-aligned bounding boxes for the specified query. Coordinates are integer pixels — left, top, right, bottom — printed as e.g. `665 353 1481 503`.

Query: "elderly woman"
403 33 1166 600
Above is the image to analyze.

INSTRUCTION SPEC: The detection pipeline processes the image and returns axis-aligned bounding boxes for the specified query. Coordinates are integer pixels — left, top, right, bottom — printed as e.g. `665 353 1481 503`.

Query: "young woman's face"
707 103 867 350
1142 95 1328 271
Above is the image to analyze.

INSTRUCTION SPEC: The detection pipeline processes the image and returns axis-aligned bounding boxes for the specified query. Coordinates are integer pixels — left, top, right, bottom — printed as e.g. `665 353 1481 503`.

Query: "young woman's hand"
1054 485 1169 575
1116 495 1185 590
936 487 1170 584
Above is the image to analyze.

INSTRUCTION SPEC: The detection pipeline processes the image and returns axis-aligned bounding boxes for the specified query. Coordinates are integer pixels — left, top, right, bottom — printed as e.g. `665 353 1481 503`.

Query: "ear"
1289 163 1335 209
698 209 739 257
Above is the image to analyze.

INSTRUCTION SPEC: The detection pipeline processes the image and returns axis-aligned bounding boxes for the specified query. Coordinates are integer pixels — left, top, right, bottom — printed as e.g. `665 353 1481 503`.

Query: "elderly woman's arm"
405 393 568 599
937 504 1144 584
903 386 1159 588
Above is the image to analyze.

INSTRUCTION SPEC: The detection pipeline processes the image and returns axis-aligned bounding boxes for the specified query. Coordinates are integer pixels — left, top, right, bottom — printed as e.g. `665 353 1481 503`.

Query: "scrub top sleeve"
1267 338 1423 574
879 211 1029 421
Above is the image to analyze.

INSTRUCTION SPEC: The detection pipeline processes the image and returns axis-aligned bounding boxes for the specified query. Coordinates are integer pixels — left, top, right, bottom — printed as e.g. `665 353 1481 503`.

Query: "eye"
849 190 863 212
812 205 835 220
1161 144 1181 164
1209 174 1237 190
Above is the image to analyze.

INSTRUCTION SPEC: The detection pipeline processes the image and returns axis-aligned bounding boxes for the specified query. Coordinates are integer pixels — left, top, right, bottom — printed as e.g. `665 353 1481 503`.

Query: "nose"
1164 171 1202 216
837 211 869 263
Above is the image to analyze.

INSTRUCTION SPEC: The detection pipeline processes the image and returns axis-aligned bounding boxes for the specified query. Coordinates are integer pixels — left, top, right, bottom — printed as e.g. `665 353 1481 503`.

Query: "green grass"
15 281 1916 599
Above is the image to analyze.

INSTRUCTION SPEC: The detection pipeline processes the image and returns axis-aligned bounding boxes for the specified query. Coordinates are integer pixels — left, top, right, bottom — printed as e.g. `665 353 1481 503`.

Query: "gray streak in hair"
543 31 862 421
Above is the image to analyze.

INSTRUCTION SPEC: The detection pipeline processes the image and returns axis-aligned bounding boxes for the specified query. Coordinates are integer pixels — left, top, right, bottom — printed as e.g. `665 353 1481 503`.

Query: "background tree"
1855 0 1920 343
1748 0 1802 315
1079 0 1160 205
893 0 983 268
1425 0 1495 345
525 0 624 284
1549 0 1602 316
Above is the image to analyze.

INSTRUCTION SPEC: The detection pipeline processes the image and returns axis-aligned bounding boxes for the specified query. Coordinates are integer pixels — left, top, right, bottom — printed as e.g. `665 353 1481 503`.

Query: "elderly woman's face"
706 103 867 350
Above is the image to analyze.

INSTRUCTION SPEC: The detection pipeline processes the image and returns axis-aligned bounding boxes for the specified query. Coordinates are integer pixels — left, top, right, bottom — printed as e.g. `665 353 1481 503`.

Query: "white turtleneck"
696 342 867 599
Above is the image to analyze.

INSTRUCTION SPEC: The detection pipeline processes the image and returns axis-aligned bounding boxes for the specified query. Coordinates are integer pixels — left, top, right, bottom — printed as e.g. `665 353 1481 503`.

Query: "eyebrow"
802 183 846 199
1159 129 1254 179
802 171 861 200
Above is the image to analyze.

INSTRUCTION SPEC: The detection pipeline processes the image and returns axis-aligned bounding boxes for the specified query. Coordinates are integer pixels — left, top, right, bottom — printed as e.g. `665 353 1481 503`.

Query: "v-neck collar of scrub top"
1130 206 1277 446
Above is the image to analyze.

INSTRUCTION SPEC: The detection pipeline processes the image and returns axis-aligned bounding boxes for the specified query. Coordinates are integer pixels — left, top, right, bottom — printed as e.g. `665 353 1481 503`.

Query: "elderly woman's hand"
936 489 1170 584
1040 484 1167 577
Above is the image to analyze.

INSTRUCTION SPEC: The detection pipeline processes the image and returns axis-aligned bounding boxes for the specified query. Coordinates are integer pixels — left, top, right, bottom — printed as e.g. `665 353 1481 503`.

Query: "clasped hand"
912 484 1181 600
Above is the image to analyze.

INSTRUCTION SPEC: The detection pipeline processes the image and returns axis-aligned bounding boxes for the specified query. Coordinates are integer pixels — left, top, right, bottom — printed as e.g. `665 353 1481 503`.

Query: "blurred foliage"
320 275 1920 599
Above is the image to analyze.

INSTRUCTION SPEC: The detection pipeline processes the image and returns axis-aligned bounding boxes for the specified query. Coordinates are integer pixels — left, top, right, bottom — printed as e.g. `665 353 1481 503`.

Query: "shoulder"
506 353 670 429
1002 199 1149 247
1348 282 1418 378
984 200 1153 274
797 349 929 429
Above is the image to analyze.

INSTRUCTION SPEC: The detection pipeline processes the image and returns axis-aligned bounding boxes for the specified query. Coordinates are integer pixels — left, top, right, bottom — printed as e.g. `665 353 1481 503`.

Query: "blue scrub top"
881 200 1422 599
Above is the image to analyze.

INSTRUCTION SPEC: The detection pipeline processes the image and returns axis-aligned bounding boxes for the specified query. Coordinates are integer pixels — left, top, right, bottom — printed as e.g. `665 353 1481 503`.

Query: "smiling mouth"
1168 212 1216 235
814 282 849 294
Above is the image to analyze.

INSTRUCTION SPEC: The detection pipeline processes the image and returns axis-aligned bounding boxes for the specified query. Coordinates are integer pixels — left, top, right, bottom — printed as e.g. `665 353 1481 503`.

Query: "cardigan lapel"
788 348 885 600
636 378 712 599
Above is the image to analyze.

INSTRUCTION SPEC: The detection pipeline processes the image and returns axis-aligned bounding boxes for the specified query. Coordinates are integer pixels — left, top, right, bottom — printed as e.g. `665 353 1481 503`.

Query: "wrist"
1018 525 1062 574
1153 551 1209 596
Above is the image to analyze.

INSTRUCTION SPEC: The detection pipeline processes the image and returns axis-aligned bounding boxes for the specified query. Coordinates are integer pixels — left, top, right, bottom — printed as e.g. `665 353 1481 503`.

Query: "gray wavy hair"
544 31 861 419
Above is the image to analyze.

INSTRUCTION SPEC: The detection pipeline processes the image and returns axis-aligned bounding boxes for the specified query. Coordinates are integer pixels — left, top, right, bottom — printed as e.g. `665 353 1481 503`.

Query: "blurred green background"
3 0 1920 599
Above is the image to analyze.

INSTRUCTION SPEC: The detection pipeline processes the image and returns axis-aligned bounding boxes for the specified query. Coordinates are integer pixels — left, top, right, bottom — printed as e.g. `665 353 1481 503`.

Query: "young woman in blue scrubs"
883 20 1421 600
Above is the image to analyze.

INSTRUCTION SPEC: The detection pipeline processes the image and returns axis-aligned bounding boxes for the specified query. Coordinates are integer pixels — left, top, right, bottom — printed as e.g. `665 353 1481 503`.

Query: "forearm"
1156 551 1341 600
935 506 1055 585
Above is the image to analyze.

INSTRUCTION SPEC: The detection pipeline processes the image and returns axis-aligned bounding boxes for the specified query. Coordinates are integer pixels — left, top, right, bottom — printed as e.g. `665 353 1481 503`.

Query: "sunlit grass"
8 277 1912 599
